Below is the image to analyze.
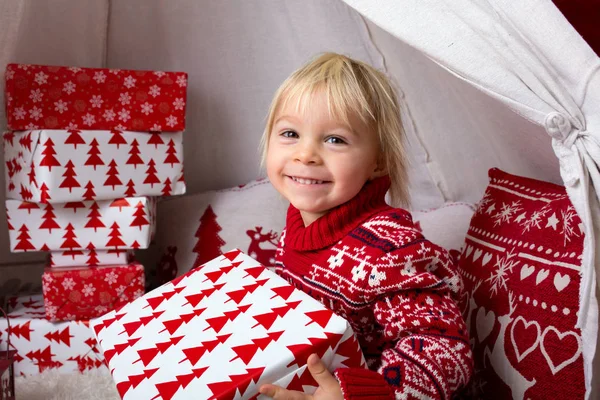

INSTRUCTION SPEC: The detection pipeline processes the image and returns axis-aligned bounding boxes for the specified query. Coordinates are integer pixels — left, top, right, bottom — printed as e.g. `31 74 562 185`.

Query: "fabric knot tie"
544 112 586 148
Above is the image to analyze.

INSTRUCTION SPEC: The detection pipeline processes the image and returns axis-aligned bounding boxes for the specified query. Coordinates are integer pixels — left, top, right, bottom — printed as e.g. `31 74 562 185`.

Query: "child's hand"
259 354 344 400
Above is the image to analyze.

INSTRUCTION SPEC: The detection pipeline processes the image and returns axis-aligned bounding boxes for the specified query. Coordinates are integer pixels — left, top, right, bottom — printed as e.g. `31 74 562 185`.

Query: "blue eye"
325 136 346 145
281 130 298 138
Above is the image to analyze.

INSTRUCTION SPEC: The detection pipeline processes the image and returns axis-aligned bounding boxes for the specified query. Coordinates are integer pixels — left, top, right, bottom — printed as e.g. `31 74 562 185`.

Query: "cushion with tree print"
150 178 476 289
152 178 289 285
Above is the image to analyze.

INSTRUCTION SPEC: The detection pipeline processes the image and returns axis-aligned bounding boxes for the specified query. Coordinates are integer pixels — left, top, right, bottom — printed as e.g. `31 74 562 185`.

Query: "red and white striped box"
3 130 184 204
93 250 365 399
6 196 156 252
49 249 133 267
0 295 105 376
42 263 145 322
4 64 187 132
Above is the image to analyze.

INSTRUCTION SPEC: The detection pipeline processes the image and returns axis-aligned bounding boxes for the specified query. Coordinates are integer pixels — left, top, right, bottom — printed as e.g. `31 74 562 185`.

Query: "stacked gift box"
1 64 187 375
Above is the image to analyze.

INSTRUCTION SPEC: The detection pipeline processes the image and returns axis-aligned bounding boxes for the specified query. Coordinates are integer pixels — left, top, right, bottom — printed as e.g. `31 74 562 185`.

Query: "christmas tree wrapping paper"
3 130 184 204
4 64 187 132
49 249 133 267
93 249 365 400
0 295 106 376
42 263 145 322
5 196 156 252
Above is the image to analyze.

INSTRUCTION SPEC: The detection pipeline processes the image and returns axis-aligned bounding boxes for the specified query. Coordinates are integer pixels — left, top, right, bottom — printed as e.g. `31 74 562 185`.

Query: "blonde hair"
260 52 410 208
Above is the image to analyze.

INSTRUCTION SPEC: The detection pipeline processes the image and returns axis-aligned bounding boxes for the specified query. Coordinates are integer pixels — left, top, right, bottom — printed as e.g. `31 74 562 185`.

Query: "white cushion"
150 179 475 283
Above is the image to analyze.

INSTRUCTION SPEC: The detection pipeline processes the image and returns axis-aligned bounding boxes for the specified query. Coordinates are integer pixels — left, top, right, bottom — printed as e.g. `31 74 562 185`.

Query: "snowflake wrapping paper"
6 196 156 252
0 295 106 376
93 249 365 400
42 263 145 322
4 64 187 132
3 129 185 204
49 249 134 267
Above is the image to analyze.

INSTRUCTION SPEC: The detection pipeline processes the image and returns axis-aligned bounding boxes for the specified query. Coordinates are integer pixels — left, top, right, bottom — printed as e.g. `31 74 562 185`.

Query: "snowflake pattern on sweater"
273 177 473 400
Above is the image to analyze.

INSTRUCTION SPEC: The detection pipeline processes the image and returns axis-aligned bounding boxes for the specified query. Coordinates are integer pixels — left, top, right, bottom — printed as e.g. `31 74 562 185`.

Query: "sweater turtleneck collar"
284 176 392 251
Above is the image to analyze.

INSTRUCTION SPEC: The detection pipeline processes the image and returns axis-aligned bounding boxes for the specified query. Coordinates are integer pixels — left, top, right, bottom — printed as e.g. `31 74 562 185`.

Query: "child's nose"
294 140 321 165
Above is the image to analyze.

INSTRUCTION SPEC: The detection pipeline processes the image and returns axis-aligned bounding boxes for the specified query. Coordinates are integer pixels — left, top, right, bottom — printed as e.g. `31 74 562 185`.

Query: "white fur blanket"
15 369 119 400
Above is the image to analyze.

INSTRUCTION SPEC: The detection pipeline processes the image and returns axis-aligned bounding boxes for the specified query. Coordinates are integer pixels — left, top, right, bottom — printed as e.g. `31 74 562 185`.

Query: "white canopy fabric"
340 0 600 397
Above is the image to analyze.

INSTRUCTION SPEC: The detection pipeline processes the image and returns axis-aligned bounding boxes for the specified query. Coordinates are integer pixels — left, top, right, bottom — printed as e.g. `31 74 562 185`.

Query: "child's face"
266 89 383 226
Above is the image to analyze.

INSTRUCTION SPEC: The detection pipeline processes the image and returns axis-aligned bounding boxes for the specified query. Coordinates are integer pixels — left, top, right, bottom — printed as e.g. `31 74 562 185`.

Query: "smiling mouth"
287 176 330 185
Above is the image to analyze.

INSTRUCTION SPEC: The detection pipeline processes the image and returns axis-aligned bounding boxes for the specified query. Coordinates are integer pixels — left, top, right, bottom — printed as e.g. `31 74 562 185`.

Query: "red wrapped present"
93 250 365 400
49 249 133 267
3 130 185 204
42 263 145 322
0 295 105 376
6 196 156 252
0 307 15 400
4 64 187 132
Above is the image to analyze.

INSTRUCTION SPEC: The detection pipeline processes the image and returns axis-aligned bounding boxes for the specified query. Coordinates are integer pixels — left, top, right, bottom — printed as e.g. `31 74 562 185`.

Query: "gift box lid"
5 64 187 132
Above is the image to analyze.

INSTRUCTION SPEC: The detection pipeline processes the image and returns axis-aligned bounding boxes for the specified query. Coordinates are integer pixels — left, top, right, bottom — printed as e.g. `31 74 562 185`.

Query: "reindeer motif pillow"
458 168 584 399
150 178 477 287
152 178 289 285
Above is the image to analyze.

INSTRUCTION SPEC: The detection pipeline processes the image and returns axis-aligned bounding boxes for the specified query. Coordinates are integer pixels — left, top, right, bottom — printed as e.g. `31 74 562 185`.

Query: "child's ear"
369 161 387 180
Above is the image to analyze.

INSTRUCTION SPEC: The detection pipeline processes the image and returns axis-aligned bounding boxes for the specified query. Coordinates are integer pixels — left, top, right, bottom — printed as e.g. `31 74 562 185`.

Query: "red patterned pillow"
458 168 585 399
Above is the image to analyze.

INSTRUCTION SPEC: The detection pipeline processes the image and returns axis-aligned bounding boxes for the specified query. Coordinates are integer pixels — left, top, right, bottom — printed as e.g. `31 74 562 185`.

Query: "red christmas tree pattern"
64 129 85 149
60 223 81 250
39 203 61 233
130 201 150 231
62 249 84 260
28 161 37 186
59 160 81 192
104 159 123 190
19 131 32 151
3 131 15 146
63 201 86 213
19 184 33 201
83 181 96 201
40 183 51 203
164 139 180 167
110 198 131 211
192 206 225 268
162 177 172 196
86 243 99 266
106 222 127 249
125 179 136 197
6 208 14 230
85 202 106 232
18 201 39 214
143 159 160 188
108 129 127 149
39 137 61 171
147 132 164 148
85 138 105 170
126 139 144 169
15 224 36 251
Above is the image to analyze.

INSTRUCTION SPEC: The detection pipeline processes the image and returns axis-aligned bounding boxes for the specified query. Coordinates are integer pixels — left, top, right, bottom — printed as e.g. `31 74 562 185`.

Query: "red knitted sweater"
274 177 473 399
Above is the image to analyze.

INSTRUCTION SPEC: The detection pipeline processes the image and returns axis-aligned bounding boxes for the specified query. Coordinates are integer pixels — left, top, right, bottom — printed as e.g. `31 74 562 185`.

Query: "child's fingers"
259 383 310 400
306 354 341 394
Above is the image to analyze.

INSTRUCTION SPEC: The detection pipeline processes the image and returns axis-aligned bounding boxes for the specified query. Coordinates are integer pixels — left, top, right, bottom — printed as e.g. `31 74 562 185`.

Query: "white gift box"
93 250 365 400
3 129 185 204
49 249 134 267
6 196 156 252
0 295 106 376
